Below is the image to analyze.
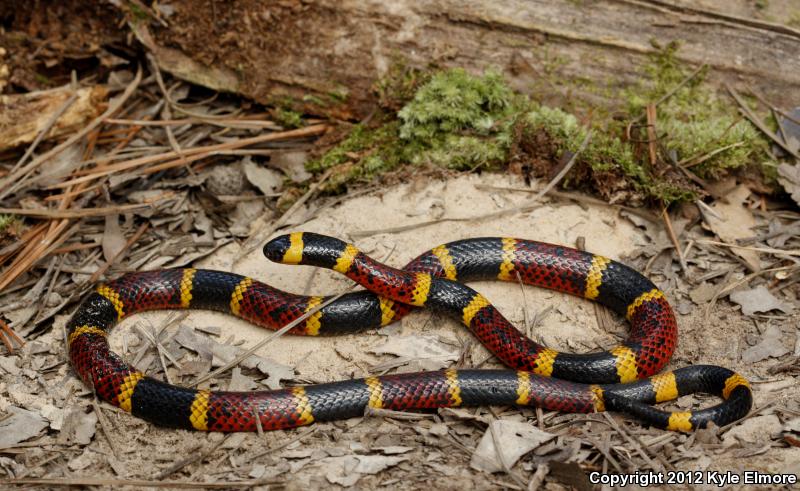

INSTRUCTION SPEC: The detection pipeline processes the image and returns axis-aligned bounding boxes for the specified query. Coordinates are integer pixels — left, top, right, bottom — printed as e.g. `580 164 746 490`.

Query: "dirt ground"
2 173 798 489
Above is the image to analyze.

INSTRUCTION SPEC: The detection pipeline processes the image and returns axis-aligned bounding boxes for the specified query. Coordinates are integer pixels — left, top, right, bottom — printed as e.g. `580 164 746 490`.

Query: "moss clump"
398 68 519 170
0 214 15 233
307 68 526 189
273 107 304 129
307 47 770 205
306 121 408 190
626 41 766 179
520 106 646 202
0 214 21 244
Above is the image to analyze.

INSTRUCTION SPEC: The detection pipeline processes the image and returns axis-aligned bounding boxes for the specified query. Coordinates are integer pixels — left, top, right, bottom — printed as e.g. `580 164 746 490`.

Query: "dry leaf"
323 455 408 487
722 414 782 447
470 420 555 473
701 185 760 271
243 157 283 195
102 214 126 262
371 335 459 371
269 151 311 182
741 324 791 363
0 406 49 447
777 163 800 207
730 286 794 316
58 408 98 445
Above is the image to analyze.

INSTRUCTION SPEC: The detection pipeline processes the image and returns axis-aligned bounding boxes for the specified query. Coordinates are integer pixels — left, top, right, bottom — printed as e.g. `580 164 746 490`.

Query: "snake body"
66 232 751 432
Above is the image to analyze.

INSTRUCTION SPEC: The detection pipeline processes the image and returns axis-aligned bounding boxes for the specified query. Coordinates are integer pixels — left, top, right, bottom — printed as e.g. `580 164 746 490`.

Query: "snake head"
264 233 299 264
264 232 350 269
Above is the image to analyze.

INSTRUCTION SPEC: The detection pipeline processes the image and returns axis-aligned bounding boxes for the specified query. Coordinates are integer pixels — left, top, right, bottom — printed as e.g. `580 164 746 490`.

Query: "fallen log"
133 0 800 118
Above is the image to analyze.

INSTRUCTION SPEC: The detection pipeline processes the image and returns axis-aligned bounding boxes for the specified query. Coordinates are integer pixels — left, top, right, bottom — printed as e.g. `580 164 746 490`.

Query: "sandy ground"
4 173 798 489
174 173 640 383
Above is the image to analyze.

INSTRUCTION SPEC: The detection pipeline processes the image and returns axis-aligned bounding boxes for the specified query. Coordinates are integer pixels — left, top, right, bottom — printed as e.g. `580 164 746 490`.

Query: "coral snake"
67 232 752 433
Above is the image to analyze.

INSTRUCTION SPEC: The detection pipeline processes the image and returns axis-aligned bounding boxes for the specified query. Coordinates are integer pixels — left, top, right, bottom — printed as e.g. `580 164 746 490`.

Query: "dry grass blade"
697 239 800 257
10 90 79 174
87 222 149 284
48 124 328 189
0 203 159 219
661 205 687 273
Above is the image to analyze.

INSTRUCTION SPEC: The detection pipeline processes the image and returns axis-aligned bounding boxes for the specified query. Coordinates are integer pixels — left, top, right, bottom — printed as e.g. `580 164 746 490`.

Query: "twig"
528 463 549 491
87 222 149 284
474 184 660 223
661 205 687 273
134 324 179 384
645 104 658 168
352 130 592 239
155 435 232 480
91 399 121 459
489 422 529 489
49 124 328 189
0 203 159 219
10 90 79 174
745 86 800 127
630 64 707 124
532 129 593 201
247 427 318 461
679 141 746 168
703 265 796 323
601 413 662 471
696 239 800 257
0 318 25 353
240 167 334 258
364 406 435 420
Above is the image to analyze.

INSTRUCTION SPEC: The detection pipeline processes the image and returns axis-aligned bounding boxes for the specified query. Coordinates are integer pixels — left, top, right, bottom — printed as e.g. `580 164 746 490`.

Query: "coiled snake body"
67 232 751 432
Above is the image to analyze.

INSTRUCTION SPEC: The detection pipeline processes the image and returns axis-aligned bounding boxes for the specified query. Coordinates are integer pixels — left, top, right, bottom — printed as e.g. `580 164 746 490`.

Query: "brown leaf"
701 185 760 271
777 163 800 207
102 214 126 262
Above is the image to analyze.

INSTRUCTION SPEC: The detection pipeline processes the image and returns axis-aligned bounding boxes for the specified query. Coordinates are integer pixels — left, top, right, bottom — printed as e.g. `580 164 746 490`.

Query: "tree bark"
137 0 800 118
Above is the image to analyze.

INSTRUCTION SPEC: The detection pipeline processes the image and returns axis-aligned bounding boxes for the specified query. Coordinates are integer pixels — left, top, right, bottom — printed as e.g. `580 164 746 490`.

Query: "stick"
0 203 158 219
661 205 687 273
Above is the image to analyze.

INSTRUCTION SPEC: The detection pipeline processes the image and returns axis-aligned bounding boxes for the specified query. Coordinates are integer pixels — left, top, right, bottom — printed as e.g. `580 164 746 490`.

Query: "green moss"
34 73 53 86
398 68 521 170
0 214 18 235
299 94 326 107
789 11 800 28
373 59 432 111
306 46 772 205
273 108 304 129
127 2 150 22
307 68 526 188
625 41 768 180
